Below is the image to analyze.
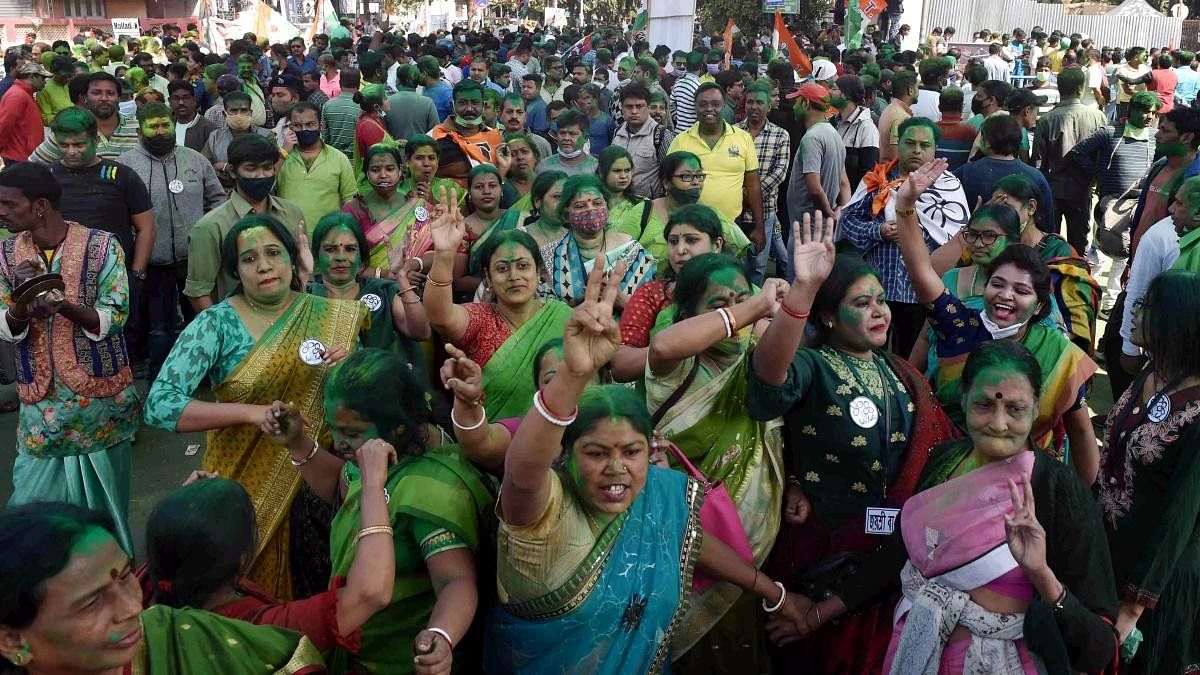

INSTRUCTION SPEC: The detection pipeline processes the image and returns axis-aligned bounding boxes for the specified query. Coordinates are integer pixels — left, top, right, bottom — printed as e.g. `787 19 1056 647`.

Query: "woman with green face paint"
991 174 1101 355
145 215 368 600
542 174 657 308
1099 271 1200 674
519 169 568 249
0 503 327 675
644 254 789 670
488 259 807 673
306 213 430 363
267 348 492 675
610 204 726 383
459 164 509 288
423 188 573 421
829 340 1120 675
352 84 392 186
747 213 961 673
894 158 1100 485
645 151 751 260
598 145 662 244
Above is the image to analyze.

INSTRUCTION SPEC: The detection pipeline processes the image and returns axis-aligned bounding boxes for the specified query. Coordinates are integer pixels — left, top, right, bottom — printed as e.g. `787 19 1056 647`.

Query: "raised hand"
260 400 308 446
789 211 836 291
440 343 483 405
494 143 512 175
895 157 948 207
386 236 408 280
561 258 626 379
296 229 315 281
429 185 467 254
356 438 398 491
1004 476 1049 577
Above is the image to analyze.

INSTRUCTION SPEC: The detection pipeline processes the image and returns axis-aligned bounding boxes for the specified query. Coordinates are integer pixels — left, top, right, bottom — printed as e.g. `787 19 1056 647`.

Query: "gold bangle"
289 441 319 467
895 207 916 218
357 525 394 542
426 277 452 287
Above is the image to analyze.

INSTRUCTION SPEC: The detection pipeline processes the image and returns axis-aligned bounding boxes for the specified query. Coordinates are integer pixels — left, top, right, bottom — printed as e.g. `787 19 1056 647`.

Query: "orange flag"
774 11 812 77
723 18 736 68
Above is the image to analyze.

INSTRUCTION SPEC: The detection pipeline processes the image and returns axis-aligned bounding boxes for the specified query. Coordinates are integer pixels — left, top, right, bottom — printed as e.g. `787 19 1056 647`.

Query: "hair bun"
352 91 364 105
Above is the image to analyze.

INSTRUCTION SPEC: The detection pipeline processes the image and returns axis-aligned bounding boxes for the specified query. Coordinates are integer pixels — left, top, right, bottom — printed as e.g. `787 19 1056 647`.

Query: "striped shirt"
670 73 701 133
321 92 360 158
1068 125 1157 198
29 114 141 165
935 116 979 170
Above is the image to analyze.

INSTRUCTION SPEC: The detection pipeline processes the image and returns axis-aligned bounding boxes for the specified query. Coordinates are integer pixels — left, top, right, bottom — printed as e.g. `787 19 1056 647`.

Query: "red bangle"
779 301 811 320
535 389 578 421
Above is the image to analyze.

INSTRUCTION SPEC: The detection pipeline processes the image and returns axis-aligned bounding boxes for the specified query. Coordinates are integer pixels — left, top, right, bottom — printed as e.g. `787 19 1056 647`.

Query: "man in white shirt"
1084 49 1107 110
984 43 1012 83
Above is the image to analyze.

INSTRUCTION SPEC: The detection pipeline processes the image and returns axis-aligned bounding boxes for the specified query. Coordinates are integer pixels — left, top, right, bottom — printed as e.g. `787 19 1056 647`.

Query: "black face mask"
669 186 702 205
142 134 175 157
238 175 276 202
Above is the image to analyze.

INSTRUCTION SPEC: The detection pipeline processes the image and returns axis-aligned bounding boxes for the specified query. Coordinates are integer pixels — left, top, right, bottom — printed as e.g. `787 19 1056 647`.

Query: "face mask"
709 325 751 356
618 77 630 87
119 99 137 117
454 114 482 127
1035 71 1049 82
674 66 686 77
227 113 253 131
980 310 1028 339
569 207 608 234
141 134 175 156
237 175 276 202
559 147 583 159
295 129 321 147
706 63 720 74
669 186 702 204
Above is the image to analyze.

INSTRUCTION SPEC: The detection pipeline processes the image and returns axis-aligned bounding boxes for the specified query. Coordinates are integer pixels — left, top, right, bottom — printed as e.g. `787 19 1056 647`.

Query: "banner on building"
112 18 141 40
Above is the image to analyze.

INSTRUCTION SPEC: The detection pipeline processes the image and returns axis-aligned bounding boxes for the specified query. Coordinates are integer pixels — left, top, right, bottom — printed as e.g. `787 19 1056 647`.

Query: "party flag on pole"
723 19 737 68
773 11 811 77
846 0 884 49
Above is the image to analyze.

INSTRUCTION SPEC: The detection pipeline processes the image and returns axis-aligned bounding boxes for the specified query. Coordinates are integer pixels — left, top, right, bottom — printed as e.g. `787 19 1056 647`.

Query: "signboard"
429 13 448 30
544 6 567 26
763 0 798 13
111 18 141 40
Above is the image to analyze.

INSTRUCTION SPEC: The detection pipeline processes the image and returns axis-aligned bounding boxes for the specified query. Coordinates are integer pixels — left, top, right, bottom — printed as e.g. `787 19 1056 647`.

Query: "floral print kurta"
0 239 140 458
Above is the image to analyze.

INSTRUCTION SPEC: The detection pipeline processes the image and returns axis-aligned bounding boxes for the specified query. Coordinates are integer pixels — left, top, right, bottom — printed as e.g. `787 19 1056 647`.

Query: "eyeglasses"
673 172 707 184
962 229 1004 246
289 122 320 131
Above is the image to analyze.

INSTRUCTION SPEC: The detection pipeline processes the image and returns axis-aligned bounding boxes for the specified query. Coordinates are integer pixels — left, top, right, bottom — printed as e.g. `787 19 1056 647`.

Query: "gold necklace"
243 292 290 317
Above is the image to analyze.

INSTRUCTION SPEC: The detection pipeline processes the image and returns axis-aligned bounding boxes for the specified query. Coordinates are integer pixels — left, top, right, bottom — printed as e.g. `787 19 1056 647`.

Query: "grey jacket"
117 144 225 266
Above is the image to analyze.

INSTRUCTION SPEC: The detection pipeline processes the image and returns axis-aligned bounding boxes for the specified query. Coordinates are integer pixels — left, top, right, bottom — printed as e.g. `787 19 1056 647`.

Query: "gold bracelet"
426 277 452 287
289 441 319 467
357 525 394 542
895 206 916 218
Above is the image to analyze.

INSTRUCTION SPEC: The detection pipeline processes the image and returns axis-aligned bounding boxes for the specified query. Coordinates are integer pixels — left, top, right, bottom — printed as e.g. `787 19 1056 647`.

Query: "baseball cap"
1005 88 1048 110
810 59 838 82
215 73 242 93
786 82 832 105
17 63 51 77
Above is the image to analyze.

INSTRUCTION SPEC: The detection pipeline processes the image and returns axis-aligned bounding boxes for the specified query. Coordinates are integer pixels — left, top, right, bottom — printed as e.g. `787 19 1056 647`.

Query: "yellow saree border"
649 477 706 675
203 294 366 598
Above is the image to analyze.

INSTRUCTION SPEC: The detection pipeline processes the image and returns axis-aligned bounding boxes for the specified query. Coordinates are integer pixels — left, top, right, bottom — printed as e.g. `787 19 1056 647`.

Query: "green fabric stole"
130 604 324 674
480 300 573 420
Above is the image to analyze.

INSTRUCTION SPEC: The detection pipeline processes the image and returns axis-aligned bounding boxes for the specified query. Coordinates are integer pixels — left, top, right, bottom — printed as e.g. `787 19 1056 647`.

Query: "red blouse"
453 302 514 366
619 279 673 348
213 577 360 653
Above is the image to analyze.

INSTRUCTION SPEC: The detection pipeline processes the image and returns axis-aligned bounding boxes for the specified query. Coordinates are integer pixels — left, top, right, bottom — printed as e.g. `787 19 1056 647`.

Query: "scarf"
850 161 969 245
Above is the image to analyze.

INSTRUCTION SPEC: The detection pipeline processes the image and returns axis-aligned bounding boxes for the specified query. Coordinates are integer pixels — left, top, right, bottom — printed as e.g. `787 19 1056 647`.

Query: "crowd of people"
0 13 1197 675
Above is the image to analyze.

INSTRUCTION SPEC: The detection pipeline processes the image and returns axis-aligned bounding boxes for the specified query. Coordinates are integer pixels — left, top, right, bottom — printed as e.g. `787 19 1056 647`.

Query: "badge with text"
848 396 879 428
360 293 383 312
298 338 327 365
168 179 185 194
414 205 429 222
865 507 900 535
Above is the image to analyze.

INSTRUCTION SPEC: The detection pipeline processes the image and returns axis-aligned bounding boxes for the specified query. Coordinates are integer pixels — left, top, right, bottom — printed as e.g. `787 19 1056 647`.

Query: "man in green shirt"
184 134 307 312
275 101 357 231
1173 178 1200 272
37 55 76 124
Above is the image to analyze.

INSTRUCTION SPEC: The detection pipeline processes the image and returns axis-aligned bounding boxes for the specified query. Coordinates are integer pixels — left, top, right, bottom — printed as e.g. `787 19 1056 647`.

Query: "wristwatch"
132 269 147 281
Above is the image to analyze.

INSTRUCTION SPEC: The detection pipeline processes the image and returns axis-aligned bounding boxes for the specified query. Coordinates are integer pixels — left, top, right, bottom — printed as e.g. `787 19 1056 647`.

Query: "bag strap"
662 440 709 482
651 357 701 426
653 123 665 164
637 199 653 239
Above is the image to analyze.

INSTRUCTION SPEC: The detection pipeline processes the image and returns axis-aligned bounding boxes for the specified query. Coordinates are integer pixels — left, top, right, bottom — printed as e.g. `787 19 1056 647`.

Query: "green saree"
129 604 325 674
325 446 494 675
650 350 786 658
480 300 573 420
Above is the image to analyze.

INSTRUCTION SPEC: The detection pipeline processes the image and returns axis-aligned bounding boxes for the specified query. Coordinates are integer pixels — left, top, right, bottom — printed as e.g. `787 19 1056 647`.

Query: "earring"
8 644 31 667
826 321 834 328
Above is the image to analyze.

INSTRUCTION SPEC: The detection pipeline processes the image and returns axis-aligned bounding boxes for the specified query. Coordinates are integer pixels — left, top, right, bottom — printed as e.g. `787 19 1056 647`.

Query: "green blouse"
747 346 914 528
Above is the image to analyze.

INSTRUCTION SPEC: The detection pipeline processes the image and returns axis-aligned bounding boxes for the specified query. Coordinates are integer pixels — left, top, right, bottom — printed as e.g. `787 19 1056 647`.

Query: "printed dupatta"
543 233 656 307
203 294 366 600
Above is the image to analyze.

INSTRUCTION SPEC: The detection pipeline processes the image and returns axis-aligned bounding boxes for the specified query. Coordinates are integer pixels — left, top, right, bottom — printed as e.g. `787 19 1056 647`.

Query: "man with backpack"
611 84 675 199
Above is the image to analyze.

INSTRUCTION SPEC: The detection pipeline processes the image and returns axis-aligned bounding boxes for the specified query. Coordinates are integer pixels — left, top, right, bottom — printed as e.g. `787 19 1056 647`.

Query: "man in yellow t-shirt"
667 82 765 250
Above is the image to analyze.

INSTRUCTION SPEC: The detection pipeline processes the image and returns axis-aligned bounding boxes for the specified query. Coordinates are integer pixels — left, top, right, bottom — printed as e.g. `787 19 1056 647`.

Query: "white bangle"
762 581 787 613
450 406 486 431
532 389 577 427
414 257 425 274
424 626 454 648
716 307 733 338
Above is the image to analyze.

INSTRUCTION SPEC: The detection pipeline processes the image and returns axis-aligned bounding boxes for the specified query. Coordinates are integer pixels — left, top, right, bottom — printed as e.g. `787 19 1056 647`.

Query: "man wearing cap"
0 63 49 164
786 82 850 235
267 73 302 151
667 82 766 251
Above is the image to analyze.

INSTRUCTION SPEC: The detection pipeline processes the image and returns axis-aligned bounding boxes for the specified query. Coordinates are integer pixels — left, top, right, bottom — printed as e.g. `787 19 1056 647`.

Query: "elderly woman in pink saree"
770 340 1119 675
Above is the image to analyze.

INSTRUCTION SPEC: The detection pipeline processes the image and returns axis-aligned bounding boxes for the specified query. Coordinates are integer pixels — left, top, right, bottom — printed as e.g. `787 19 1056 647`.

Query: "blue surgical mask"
295 129 321 148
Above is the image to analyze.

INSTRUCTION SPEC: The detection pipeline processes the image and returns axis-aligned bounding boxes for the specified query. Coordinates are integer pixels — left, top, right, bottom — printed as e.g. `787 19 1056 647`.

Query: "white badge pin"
360 293 383 312
414 205 429 222
1147 394 1171 424
298 338 327 366
848 396 879 428
168 179 184 194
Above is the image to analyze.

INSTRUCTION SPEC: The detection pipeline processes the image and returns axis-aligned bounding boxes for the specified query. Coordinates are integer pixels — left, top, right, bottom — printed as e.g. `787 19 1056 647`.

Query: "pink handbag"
663 441 754 592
